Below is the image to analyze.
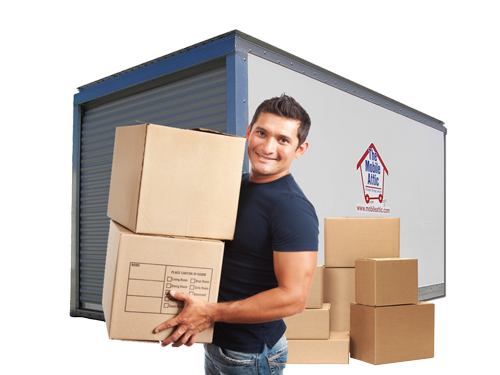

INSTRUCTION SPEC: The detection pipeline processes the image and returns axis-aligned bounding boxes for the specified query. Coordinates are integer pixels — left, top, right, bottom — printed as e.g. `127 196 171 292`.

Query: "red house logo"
357 143 389 204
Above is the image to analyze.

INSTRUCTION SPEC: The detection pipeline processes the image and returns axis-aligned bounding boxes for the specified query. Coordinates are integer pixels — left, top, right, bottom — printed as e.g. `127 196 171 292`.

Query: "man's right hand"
154 290 213 347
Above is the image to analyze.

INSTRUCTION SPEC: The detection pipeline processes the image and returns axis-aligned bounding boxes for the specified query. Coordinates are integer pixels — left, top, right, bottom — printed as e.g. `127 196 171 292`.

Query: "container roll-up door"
77 66 227 315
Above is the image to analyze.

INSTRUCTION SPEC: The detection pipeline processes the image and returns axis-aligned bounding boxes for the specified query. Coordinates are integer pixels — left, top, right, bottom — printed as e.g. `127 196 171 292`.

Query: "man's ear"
245 124 252 142
295 142 308 159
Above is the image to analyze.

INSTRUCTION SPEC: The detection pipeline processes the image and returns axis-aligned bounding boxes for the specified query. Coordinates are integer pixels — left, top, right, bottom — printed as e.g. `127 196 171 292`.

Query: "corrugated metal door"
77 67 227 314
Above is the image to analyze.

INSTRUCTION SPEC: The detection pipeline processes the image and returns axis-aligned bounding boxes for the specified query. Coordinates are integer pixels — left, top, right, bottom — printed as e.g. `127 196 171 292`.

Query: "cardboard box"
102 221 224 343
287 331 350 364
284 303 330 339
324 218 400 267
323 268 355 331
350 302 434 365
305 265 324 309
355 258 418 306
107 123 246 240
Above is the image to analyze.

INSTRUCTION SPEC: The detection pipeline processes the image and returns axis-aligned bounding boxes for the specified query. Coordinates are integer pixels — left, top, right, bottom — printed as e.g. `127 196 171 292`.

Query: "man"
155 94 319 374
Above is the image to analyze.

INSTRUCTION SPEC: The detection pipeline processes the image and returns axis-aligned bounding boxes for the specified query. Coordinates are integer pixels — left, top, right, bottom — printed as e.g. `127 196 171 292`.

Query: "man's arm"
155 250 317 347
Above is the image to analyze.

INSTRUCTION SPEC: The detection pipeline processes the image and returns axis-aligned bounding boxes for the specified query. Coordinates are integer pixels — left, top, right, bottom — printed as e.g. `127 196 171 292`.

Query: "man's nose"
262 137 277 153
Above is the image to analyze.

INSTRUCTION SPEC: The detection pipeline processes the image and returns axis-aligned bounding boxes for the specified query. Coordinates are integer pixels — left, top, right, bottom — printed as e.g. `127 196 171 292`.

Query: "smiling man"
155 94 319 375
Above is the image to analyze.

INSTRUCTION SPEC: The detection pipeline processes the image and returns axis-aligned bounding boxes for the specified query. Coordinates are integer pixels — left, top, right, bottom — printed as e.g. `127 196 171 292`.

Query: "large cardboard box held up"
107 123 246 240
102 221 224 343
350 302 434 365
355 258 418 306
324 218 400 267
287 331 350 364
284 303 330 339
323 268 355 331
305 265 324 309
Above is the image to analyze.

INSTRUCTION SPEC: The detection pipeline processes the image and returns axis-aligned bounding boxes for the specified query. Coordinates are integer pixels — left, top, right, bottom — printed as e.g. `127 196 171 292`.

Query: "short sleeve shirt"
212 173 319 353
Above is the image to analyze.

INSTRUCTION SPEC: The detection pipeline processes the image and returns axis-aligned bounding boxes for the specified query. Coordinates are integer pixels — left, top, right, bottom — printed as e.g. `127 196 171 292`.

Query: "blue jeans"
204 335 288 375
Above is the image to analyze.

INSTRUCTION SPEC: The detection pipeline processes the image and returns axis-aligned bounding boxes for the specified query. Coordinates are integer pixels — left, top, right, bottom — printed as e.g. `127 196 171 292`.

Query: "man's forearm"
208 285 306 325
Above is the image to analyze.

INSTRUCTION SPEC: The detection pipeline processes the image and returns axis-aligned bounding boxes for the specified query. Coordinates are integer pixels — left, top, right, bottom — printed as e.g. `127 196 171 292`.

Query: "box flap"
107 124 148 231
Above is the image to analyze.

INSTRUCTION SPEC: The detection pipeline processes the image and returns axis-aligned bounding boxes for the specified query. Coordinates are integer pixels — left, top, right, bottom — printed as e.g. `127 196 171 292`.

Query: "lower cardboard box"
284 303 330 339
102 220 224 343
287 331 350 364
350 302 434 365
305 265 324 309
323 268 355 331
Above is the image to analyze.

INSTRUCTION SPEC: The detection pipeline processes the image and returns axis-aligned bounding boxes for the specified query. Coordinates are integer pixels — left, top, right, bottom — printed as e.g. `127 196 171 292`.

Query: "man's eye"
280 138 289 143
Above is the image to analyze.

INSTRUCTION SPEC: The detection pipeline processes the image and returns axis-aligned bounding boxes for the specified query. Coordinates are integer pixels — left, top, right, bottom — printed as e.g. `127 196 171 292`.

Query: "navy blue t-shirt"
212 173 319 353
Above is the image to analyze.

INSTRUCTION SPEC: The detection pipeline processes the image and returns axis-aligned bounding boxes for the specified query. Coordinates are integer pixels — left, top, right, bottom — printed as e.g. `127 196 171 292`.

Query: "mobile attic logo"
356 143 390 214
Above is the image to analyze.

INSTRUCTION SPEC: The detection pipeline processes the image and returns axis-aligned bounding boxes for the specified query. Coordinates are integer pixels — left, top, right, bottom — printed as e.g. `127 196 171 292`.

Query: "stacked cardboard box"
286 265 350 364
286 217 401 364
324 218 400 332
102 123 246 343
350 258 435 364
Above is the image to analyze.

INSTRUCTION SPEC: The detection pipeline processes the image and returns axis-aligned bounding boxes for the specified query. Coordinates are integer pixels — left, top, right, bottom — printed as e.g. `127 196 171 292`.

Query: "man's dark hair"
249 94 311 148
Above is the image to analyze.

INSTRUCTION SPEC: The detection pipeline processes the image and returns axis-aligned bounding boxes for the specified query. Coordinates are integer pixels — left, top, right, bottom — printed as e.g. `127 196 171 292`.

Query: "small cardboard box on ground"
102 221 224 343
355 258 418 306
107 123 246 240
287 331 350 364
323 268 355 331
350 302 434 365
284 303 330 339
324 218 400 267
305 265 324 309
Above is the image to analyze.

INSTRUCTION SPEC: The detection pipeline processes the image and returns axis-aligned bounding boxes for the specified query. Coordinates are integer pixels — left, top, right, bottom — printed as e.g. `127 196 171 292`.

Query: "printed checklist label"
124 263 213 315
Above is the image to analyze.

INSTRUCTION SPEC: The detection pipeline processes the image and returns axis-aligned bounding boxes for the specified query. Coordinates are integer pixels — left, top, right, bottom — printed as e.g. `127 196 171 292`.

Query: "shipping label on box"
324 217 400 267
103 221 224 343
284 303 330 339
323 268 355 331
107 124 246 240
287 331 350 364
306 265 324 309
355 258 418 306
350 302 434 365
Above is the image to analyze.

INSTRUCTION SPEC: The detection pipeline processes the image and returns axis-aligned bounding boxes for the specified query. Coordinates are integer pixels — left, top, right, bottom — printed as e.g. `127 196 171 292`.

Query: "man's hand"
154 290 213 348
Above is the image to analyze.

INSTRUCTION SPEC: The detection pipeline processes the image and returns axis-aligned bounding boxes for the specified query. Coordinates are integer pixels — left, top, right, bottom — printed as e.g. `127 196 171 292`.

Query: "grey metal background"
76 66 227 315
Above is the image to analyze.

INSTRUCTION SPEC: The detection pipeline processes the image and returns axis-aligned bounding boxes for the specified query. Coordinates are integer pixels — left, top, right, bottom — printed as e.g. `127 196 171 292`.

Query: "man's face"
245 112 308 183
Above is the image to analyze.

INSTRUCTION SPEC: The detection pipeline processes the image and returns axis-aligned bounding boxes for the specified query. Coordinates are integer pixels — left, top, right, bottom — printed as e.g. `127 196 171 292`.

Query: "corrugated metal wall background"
77 66 227 313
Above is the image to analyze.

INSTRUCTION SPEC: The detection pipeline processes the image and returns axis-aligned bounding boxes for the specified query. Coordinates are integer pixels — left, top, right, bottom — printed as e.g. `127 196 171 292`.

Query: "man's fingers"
161 326 187 347
185 333 198 347
168 290 187 301
154 316 179 334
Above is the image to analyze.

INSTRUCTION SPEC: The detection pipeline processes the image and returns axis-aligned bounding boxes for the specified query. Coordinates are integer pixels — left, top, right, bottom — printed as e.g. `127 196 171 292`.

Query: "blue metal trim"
75 35 237 105
226 51 249 172
70 103 82 316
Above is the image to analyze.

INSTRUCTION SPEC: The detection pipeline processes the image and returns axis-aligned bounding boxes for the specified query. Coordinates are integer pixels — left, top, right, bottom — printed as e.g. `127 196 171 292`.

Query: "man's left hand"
154 290 213 347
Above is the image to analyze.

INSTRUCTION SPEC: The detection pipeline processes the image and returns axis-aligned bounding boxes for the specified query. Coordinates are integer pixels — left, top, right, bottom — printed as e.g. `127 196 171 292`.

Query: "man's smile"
255 152 278 162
